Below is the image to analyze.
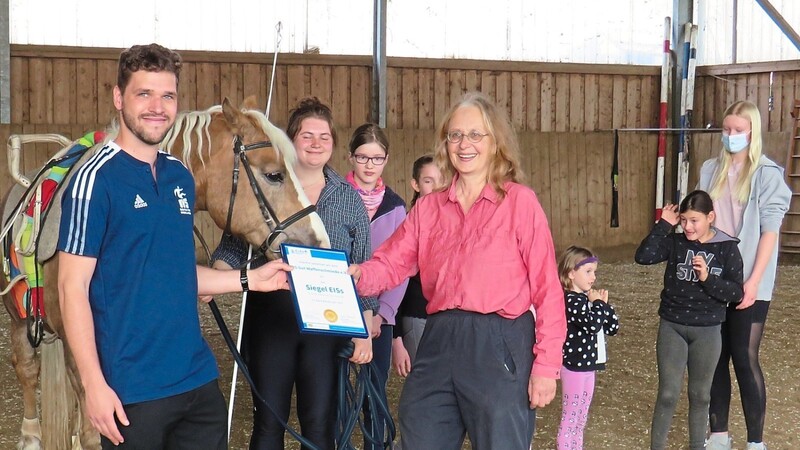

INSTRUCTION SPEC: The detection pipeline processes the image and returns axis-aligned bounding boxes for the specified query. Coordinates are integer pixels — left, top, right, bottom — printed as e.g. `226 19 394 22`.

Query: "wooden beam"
755 0 800 52
698 60 800 76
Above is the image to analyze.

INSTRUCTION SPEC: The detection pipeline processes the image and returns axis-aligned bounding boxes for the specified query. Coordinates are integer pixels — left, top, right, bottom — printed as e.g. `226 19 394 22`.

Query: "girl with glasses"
346 123 409 450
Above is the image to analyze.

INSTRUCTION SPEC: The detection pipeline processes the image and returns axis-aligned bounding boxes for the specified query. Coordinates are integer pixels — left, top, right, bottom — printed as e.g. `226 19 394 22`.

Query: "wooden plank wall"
694 61 800 135
342 131 659 250
3 46 798 252
1 124 659 251
3 123 788 254
10 45 661 132
11 45 800 135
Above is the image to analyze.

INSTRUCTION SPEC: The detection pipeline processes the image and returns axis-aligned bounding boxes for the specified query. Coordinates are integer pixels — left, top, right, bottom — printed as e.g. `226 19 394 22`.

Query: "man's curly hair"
117 43 182 93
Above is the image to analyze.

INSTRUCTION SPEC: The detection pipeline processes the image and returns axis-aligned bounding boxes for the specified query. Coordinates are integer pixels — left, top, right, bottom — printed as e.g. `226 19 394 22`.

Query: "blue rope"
335 341 396 450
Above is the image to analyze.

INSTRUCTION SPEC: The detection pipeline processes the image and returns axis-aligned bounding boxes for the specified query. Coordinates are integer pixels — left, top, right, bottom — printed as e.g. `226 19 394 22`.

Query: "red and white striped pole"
655 16 670 221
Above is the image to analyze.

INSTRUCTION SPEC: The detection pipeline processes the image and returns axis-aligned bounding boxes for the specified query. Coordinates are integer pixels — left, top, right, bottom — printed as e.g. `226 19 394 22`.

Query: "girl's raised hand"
660 203 680 226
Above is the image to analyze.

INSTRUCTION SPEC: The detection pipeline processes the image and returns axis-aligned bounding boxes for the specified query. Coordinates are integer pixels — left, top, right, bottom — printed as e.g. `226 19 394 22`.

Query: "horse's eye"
264 172 284 184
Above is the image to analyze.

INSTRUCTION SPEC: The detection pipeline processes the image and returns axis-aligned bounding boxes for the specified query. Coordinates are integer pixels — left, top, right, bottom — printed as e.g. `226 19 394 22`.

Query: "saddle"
2 131 107 319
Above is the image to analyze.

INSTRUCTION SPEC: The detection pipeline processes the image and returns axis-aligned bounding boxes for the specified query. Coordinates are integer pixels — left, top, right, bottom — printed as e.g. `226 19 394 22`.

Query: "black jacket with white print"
635 219 744 326
562 291 620 372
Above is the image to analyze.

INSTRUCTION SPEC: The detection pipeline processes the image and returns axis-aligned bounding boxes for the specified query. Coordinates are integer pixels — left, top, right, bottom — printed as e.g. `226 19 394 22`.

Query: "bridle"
207 134 394 450
223 135 317 256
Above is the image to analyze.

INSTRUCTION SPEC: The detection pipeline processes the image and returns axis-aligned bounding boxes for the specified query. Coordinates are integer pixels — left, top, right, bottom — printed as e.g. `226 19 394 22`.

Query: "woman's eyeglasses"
352 155 387 165
446 130 489 144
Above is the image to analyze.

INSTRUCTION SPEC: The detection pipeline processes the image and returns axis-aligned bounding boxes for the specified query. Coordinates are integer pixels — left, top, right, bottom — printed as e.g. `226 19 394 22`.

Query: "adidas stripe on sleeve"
58 145 118 257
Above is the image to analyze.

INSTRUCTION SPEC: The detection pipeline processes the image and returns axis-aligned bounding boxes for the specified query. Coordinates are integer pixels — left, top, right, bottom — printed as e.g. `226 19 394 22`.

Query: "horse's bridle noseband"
223 135 317 255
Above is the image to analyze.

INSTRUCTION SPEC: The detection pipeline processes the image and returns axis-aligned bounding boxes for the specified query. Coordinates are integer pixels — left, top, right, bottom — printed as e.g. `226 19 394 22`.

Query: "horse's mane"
160 105 298 174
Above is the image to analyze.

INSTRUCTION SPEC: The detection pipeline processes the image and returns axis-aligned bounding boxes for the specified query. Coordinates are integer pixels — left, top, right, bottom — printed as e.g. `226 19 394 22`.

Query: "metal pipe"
601 128 721 132
372 0 387 128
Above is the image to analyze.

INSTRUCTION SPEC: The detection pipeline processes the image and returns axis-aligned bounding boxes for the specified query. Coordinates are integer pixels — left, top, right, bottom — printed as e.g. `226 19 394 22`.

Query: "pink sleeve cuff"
531 362 561 379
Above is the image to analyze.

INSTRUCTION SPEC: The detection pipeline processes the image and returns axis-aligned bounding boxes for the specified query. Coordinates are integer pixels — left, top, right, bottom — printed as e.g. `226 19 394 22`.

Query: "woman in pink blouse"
349 92 566 449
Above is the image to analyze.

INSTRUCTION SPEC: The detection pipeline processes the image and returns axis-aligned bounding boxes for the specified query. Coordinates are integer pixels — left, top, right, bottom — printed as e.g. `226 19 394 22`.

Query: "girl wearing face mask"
697 101 791 450
635 190 744 450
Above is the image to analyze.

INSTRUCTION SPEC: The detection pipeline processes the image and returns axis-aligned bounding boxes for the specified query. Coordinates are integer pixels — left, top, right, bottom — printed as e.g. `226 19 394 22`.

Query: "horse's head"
163 96 330 259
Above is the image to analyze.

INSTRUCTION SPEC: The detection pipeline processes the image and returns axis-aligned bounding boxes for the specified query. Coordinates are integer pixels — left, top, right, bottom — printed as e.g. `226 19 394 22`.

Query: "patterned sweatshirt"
635 219 744 326
562 291 620 371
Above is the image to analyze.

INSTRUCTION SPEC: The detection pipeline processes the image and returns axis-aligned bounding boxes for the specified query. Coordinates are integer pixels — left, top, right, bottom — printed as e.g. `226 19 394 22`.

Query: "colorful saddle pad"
5 131 106 318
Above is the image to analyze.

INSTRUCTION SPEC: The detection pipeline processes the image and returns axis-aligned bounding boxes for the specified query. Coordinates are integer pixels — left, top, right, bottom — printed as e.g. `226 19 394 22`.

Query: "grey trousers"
650 319 722 450
398 310 536 450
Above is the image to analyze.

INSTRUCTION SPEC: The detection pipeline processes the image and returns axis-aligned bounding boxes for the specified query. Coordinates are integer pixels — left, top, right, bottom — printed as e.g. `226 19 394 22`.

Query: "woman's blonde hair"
709 100 763 203
432 92 524 199
557 246 596 291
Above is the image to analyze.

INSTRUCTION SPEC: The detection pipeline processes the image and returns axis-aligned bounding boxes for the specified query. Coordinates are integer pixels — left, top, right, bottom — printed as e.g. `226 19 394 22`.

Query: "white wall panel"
11 0 799 65
696 0 800 65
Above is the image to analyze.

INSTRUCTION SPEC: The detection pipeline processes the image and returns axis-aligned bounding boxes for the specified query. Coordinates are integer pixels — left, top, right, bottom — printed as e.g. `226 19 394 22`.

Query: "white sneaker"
705 434 732 450
746 443 767 450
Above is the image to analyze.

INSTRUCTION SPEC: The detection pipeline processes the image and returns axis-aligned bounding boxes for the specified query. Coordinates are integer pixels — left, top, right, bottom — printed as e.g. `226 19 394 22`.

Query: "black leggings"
241 290 346 450
709 300 770 442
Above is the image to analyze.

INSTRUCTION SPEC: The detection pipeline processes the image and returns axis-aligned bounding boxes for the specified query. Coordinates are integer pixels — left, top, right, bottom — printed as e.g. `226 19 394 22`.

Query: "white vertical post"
227 245 253 441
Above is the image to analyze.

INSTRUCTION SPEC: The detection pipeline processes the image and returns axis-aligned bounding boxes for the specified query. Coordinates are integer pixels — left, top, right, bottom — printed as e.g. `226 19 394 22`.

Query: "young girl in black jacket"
635 190 744 450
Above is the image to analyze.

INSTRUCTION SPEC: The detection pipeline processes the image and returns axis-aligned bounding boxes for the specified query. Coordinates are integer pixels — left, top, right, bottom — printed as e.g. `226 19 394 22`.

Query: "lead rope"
194 227 318 448
194 228 395 448
335 342 397 449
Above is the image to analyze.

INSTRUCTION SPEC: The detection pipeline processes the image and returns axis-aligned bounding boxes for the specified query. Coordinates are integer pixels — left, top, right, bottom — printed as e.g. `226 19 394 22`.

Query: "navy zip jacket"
635 219 744 326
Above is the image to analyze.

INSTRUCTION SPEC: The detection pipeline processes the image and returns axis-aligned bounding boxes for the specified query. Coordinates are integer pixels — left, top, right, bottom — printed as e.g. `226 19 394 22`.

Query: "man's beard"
121 108 171 146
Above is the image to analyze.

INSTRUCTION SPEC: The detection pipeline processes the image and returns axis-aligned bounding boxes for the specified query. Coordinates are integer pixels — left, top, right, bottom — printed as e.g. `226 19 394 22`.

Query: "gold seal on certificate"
281 243 368 338
323 309 339 323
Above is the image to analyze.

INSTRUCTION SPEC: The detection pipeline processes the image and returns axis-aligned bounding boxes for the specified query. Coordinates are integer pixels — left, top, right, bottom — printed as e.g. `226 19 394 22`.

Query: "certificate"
281 243 368 338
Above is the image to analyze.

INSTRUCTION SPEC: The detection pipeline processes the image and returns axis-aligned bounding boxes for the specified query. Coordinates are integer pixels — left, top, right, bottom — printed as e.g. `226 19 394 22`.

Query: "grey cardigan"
697 155 791 300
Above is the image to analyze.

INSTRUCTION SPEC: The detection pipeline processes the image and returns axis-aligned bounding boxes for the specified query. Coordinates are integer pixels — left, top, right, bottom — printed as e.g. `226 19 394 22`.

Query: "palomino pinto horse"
1 96 330 450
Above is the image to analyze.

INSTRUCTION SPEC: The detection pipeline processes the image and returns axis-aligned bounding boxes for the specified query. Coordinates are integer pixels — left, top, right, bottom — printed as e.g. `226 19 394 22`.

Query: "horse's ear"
222 97 244 129
241 95 259 111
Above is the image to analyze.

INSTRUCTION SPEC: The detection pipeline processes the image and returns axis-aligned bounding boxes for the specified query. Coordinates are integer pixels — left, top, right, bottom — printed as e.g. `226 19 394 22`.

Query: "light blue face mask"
721 132 750 154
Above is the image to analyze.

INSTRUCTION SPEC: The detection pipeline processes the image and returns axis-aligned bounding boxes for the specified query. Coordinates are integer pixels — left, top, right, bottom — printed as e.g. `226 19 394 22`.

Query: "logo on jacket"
677 250 722 282
133 194 148 209
174 186 192 215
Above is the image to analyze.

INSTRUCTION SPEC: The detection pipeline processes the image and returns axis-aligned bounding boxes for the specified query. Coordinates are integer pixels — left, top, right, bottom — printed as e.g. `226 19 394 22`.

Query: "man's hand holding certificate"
281 244 369 338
